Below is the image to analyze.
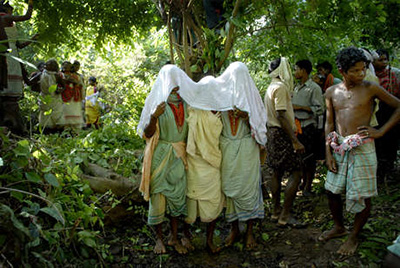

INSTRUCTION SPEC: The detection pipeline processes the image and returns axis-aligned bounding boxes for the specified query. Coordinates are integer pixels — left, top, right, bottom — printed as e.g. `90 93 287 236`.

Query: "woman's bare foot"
225 228 239 247
272 206 282 222
168 237 188 254
318 227 348 242
181 236 194 251
154 238 166 254
245 232 257 250
337 236 359 255
206 240 221 254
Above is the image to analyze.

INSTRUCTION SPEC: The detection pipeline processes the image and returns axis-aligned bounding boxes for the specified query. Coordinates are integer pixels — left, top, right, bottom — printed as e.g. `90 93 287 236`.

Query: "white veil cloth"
136 62 268 145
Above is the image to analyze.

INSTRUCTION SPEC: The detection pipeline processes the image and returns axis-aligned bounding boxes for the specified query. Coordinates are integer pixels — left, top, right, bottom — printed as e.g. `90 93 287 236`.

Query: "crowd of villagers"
0 0 104 135
137 47 400 265
1 1 400 265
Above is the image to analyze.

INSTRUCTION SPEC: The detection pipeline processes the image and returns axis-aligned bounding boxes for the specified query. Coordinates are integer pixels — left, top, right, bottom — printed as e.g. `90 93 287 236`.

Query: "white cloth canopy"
137 62 268 145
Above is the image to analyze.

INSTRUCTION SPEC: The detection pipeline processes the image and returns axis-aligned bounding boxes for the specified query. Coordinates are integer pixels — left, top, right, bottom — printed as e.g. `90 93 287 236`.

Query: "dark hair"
73 60 80 66
336 47 367 73
376 49 389 59
89 76 97 83
268 58 281 74
36 61 45 69
0 1 12 13
316 61 333 73
295 59 312 74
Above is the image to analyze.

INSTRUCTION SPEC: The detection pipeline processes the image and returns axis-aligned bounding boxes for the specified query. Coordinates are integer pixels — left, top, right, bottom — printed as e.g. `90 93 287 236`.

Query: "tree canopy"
10 0 400 72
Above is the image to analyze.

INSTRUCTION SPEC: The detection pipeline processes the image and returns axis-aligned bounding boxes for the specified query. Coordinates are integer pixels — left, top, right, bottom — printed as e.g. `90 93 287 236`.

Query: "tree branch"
167 11 175 64
217 0 242 71
182 11 193 78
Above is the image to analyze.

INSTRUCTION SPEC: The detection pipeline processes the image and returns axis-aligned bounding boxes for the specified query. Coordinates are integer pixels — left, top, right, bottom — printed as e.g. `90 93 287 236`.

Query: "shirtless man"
320 47 400 255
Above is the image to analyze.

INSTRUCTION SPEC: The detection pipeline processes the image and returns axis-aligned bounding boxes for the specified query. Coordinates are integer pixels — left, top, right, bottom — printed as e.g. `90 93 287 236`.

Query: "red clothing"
61 72 82 102
376 69 400 98
323 73 334 92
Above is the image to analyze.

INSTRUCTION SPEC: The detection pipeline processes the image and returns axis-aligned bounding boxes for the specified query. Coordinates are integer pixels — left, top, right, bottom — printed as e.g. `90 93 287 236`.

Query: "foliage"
0 118 147 265
10 0 161 53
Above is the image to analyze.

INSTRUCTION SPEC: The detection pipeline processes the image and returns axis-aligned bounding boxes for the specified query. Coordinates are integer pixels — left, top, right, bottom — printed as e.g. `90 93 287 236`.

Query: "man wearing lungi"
264 57 305 227
320 47 400 255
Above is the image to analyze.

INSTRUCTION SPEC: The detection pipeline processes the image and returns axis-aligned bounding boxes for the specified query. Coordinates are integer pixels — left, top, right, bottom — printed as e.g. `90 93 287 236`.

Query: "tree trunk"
81 163 143 202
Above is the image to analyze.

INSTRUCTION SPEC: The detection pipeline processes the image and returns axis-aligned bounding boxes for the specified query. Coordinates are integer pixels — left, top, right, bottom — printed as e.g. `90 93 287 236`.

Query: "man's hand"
293 140 305 154
153 102 166 118
326 152 337 173
357 126 382 139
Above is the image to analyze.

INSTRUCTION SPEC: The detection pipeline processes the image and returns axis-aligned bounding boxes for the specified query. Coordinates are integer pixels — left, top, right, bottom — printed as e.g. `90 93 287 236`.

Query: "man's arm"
276 110 305 153
324 90 337 173
16 0 33 21
358 84 400 139
16 33 39 49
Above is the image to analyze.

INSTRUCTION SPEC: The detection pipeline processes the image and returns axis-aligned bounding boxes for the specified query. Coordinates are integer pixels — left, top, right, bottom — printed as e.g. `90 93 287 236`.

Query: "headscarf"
137 62 268 145
268 57 294 93
361 48 378 76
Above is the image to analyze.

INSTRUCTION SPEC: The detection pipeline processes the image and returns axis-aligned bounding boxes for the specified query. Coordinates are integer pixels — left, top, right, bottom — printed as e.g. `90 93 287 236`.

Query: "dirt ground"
103 164 399 268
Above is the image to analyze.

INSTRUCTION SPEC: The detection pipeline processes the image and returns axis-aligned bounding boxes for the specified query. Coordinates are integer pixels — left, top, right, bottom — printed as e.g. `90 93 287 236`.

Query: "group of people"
138 47 400 258
30 59 104 133
0 0 104 135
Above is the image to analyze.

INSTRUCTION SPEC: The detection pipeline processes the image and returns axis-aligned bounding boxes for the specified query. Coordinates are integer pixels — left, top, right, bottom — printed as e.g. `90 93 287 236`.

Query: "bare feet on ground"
206 240 221 254
168 237 188 254
154 238 166 254
245 233 257 250
225 229 239 247
318 227 348 242
271 212 280 221
271 207 282 221
337 236 359 255
181 236 195 251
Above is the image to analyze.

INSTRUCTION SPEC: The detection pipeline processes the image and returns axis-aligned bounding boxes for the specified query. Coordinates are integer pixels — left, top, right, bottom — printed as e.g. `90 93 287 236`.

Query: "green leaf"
262 233 270 241
13 140 30 157
0 204 30 238
44 173 60 187
40 207 65 225
82 237 96 248
11 191 24 201
190 64 198 73
25 172 42 184
78 230 97 248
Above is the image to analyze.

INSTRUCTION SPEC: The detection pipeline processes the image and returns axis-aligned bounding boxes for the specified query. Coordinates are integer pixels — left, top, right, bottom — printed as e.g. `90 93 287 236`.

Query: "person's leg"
167 217 188 254
206 219 220 253
303 159 316 196
181 222 194 251
383 252 400 268
154 223 166 254
338 198 371 255
278 169 301 224
225 220 239 247
270 169 282 220
318 191 348 241
245 219 257 249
